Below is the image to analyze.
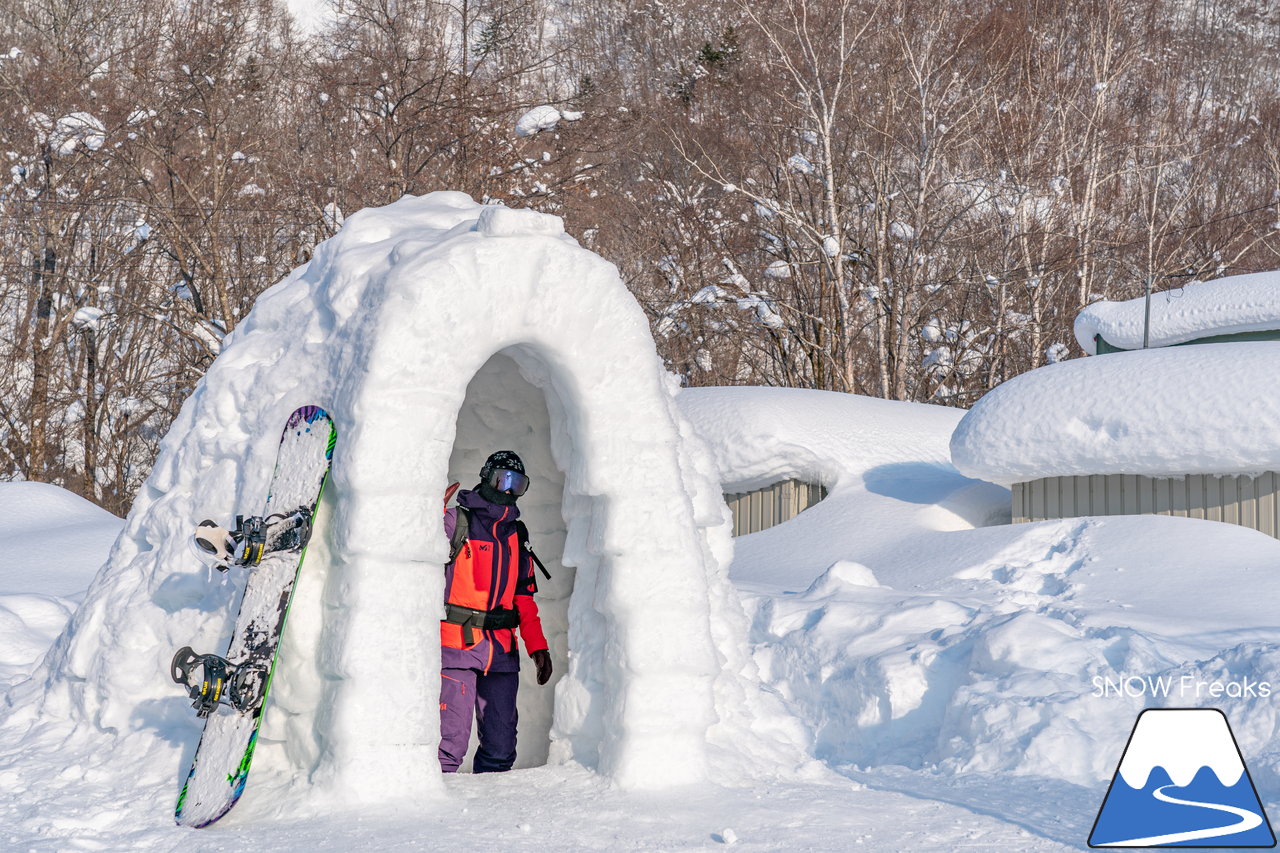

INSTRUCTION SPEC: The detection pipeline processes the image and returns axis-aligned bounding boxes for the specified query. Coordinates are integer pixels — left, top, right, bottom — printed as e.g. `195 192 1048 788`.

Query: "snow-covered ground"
3 385 1280 850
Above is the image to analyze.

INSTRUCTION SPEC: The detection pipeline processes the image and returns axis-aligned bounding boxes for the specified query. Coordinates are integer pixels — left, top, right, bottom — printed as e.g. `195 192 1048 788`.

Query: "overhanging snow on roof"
23 192 802 813
952 343 1280 484
952 342 1280 536
1075 269 1280 355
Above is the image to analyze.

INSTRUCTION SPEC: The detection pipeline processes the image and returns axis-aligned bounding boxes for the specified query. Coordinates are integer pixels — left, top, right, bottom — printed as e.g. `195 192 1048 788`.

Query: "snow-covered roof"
1074 268 1280 354
679 386 1011 587
951 342 1280 484
0 482 120 598
679 385 966 493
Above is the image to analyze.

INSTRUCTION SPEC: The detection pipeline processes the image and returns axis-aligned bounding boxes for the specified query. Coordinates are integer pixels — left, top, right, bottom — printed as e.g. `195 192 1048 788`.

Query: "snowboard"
172 404 336 828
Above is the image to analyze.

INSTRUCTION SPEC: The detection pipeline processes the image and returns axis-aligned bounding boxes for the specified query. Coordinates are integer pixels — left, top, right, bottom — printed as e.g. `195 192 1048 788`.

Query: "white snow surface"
0 484 120 693
34 111 106 155
1074 268 1280 354
514 105 582 138
678 386 1011 588
0 482 121 598
949 342 1280 483
5 219 1280 849
680 385 1280 819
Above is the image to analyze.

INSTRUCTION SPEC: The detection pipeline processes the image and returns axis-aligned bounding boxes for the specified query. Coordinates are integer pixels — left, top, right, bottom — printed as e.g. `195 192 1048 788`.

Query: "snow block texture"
5 193 801 822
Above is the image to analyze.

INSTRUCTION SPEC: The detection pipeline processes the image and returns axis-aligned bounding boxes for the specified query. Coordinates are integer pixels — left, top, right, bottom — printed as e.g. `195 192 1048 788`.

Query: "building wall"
1013 472 1280 537
724 479 828 537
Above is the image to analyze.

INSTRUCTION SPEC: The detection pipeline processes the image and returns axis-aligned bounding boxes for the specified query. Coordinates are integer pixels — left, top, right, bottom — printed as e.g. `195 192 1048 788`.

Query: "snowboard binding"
194 507 314 572
171 646 268 717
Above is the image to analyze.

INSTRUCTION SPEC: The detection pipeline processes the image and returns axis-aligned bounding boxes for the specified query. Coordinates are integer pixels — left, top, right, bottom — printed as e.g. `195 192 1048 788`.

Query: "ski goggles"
487 467 530 496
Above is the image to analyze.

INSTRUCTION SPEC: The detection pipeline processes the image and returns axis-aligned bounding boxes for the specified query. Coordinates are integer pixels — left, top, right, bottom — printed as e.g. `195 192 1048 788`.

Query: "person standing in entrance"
439 450 553 773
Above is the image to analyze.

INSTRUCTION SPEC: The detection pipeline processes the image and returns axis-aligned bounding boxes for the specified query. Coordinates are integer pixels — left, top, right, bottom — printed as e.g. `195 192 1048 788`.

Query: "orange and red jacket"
442 491 547 657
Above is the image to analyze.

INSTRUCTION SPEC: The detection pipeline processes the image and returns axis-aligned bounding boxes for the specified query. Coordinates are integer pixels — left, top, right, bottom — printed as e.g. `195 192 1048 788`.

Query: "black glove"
531 649 553 685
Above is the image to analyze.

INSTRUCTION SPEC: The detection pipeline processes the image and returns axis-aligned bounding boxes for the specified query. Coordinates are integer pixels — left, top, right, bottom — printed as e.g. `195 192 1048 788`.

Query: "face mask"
478 481 519 506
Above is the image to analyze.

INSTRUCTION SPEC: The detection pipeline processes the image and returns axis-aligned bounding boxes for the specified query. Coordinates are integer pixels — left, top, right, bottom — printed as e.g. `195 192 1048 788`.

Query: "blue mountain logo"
1090 708 1276 847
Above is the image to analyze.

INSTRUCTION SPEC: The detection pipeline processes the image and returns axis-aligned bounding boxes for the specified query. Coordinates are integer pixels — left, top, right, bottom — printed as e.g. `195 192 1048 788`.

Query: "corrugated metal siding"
1013 473 1280 537
724 479 828 537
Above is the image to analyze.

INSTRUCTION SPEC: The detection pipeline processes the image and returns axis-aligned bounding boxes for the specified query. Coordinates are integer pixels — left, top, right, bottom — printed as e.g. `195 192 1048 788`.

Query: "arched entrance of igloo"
444 348 572 770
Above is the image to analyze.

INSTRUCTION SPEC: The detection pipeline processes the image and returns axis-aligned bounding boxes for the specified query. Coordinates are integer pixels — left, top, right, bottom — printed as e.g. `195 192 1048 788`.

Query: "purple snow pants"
439 668 519 773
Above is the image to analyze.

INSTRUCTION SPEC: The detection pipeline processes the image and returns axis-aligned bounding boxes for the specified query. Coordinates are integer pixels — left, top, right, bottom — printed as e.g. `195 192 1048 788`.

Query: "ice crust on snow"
950 342 1280 483
2 192 803 823
1075 269 1280 354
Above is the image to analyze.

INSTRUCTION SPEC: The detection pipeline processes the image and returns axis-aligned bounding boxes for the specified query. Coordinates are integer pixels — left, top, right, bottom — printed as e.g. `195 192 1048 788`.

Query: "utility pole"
1142 275 1153 349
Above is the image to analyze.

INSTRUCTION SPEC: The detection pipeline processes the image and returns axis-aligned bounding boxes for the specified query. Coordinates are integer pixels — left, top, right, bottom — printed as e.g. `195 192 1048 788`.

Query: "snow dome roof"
950 342 1280 484
21 192 802 815
1074 268 1280 354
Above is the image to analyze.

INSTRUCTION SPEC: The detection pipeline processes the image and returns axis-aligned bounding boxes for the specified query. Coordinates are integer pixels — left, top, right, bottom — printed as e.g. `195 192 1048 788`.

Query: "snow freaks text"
1093 675 1273 700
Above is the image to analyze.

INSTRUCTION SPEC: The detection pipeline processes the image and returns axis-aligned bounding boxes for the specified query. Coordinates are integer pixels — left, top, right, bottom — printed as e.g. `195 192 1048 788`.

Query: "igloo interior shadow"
444 349 572 770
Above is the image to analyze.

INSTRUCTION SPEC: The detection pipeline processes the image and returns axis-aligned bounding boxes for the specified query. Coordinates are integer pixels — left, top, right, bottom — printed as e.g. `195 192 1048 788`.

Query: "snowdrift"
0 482 121 599
950 342 1280 484
679 386 1011 587
681 386 1280 790
0 193 802 823
0 483 121 691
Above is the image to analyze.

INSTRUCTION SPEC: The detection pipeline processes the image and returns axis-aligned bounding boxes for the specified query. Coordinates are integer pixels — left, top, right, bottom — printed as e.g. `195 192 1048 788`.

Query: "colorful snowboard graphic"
173 405 336 828
1089 708 1276 848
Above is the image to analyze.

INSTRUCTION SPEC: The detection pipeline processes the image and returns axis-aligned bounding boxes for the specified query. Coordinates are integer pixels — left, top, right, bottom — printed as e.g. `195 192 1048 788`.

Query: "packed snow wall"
8 192 802 817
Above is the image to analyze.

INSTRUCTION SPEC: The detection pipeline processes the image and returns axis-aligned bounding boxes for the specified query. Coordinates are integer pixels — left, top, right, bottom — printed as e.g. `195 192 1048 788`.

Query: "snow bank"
0 483 118 699
0 594 75 690
685 385 1280 790
749 515 1280 786
0 482 121 598
678 386 1011 588
1074 269 1280 354
1 192 802 827
950 342 1280 484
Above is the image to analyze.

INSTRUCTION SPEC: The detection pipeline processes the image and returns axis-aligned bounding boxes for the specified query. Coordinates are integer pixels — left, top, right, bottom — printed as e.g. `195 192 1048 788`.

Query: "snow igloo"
15 192 796 818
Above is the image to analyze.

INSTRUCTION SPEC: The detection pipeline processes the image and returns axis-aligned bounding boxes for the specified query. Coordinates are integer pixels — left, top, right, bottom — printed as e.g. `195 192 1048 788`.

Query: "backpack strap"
449 506 471 562
515 520 552 580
